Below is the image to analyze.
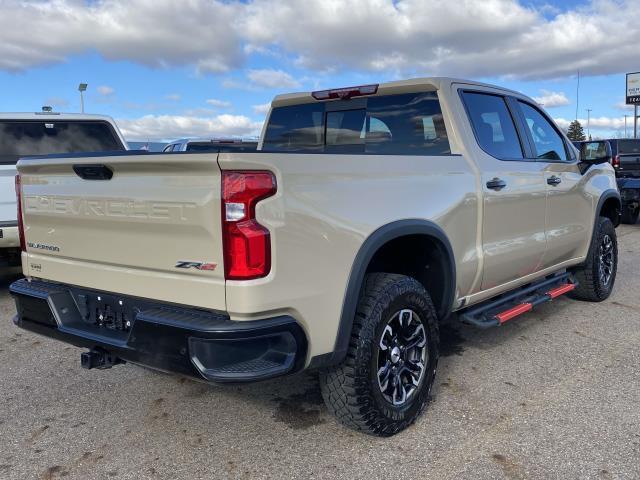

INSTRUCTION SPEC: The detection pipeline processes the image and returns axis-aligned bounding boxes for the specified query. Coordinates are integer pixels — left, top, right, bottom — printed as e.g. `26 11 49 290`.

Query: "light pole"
586 109 592 139
624 115 629 138
575 70 580 121
78 83 88 113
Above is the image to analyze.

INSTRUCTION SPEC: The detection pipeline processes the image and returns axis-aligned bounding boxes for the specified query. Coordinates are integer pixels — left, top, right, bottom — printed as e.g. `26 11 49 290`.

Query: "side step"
460 273 577 329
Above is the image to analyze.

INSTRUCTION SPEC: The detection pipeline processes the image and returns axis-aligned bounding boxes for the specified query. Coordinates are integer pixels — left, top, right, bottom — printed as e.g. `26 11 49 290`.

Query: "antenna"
575 70 580 122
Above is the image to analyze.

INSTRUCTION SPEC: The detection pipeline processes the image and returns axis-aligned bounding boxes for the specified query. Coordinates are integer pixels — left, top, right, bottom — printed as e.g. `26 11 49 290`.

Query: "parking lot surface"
1 226 639 480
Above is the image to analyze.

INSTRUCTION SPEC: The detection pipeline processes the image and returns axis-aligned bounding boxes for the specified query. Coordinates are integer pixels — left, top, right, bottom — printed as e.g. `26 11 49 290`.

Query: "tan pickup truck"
11 78 620 436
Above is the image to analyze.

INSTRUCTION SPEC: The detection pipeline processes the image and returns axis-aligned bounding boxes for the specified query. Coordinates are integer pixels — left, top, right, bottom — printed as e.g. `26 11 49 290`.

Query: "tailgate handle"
73 164 113 180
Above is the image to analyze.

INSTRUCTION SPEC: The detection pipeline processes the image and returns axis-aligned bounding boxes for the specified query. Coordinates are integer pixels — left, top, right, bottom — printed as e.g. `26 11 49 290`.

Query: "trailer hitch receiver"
80 348 124 370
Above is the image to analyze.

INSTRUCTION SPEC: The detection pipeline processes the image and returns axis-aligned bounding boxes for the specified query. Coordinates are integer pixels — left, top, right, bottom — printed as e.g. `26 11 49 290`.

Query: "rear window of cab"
0 120 124 165
262 92 450 156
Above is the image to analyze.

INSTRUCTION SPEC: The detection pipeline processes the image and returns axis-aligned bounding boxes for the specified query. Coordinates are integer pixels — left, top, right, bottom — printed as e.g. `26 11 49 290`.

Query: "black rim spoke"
376 309 428 406
599 234 614 286
377 361 392 390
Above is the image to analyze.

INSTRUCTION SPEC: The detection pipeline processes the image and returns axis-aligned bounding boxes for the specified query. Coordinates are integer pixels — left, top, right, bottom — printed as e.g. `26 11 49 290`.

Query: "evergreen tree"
567 120 586 141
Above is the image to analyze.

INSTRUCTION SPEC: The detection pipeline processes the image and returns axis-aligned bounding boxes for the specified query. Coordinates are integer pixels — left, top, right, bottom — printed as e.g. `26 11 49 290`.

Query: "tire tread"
320 273 439 436
570 216 617 302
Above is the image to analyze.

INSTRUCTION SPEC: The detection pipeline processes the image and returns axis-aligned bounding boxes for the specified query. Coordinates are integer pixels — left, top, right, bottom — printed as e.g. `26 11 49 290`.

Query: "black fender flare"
596 189 621 227
308 219 456 369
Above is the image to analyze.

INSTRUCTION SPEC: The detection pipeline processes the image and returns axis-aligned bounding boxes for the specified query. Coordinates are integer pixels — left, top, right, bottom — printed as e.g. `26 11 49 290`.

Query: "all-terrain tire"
570 216 618 302
319 273 439 437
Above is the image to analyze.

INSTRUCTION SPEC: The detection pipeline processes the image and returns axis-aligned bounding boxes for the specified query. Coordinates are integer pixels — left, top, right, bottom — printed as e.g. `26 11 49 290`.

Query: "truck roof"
168 137 259 144
272 77 526 108
0 112 119 123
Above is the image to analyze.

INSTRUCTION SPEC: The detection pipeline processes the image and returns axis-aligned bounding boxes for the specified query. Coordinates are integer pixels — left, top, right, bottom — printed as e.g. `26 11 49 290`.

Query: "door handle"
486 178 507 191
547 175 562 186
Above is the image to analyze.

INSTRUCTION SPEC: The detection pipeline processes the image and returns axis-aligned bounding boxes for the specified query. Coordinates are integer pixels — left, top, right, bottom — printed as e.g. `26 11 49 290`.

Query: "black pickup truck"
579 139 640 224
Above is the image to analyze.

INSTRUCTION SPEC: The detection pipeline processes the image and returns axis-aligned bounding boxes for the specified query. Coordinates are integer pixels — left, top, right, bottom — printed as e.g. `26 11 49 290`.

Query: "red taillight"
311 84 378 100
613 155 620 168
221 171 276 280
15 174 26 252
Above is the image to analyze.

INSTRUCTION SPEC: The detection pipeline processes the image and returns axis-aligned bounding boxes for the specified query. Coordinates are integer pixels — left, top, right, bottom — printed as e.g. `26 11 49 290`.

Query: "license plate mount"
76 292 132 332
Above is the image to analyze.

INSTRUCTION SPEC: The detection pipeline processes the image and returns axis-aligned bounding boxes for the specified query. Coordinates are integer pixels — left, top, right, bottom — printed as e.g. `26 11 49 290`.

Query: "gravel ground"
1 226 639 480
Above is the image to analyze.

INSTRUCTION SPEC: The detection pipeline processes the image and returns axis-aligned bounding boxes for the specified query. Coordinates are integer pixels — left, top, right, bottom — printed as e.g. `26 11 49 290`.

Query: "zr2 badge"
175 261 217 271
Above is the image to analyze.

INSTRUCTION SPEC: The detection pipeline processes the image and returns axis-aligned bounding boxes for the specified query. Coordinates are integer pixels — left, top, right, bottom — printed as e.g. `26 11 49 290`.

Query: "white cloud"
253 103 271 115
44 97 69 108
165 93 181 101
1 1 640 81
554 116 633 135
614 101 634 111
97 85 115 96
241 0 640 80
247 69 301 89
532 90 570 108
117 114 262 141
0 0 242 73
206 98 232 108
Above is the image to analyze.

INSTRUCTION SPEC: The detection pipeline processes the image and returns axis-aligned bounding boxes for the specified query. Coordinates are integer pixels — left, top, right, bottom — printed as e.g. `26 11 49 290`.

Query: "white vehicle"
162 138 258 153
0 111 128 265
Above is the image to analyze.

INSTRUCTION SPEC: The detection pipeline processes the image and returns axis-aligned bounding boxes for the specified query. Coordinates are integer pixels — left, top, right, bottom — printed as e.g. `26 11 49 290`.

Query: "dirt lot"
1 226 639 480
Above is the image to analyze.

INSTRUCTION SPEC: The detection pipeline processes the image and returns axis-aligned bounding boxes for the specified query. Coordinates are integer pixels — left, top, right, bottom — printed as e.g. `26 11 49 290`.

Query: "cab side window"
462 92 524 160
517 101 568 162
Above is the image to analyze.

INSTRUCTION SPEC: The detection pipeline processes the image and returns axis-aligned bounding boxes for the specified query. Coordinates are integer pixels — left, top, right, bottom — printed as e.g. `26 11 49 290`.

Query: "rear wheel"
570 216 617 302
621 206 639 225
319 273 439 436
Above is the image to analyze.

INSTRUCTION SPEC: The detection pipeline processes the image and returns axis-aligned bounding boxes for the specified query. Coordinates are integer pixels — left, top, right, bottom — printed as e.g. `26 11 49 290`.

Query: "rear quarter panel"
218 152 479 360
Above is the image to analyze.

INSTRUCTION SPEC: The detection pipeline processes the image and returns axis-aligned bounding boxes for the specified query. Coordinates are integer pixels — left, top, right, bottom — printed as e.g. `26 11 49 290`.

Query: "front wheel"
320 273 439 436
570 216 618 302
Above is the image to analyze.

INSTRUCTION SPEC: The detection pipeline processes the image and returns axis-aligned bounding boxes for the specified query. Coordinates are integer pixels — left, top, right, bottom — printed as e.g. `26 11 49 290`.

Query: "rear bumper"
10 278 307 383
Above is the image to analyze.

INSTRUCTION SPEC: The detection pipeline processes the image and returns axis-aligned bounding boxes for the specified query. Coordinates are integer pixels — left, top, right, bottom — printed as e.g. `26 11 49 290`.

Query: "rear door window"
0 120 125 164
262 92 450 155
461 92 524 160
365 93 449 155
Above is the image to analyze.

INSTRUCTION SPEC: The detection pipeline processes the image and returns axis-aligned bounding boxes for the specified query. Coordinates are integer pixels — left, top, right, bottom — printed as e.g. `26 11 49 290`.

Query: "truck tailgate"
618 153 640 176
17 153 226 311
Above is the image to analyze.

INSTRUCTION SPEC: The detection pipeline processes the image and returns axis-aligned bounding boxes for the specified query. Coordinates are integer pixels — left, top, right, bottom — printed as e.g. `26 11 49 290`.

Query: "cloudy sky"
1 0 638 142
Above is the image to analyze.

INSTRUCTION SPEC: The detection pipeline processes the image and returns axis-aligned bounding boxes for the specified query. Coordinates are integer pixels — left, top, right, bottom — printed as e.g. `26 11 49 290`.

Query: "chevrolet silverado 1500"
11 78 620 436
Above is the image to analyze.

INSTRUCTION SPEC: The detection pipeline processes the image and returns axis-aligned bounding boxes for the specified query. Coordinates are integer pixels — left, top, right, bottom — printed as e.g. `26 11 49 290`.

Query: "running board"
459 273 577 329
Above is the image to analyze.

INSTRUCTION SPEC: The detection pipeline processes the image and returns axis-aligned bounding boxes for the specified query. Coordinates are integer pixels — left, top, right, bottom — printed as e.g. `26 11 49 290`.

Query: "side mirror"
580 141 611 165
